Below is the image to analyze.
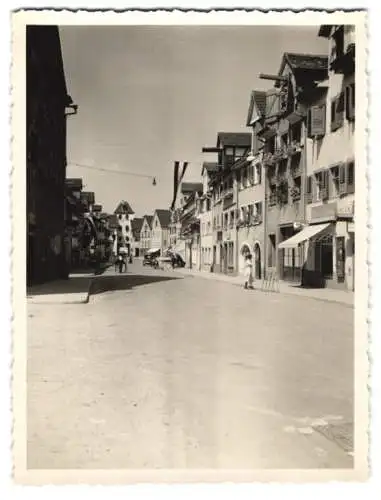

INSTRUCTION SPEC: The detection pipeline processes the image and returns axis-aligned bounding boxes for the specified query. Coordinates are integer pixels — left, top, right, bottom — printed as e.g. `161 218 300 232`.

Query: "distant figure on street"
243 254 254 290
171 254 176 269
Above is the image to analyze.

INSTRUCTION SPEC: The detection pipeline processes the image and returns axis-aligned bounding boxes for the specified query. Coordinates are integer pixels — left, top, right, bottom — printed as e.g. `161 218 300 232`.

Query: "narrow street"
27 263 354 469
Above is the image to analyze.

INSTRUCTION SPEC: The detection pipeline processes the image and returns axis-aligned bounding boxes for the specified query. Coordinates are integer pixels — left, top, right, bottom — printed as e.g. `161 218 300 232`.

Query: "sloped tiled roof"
181 182 203 194
318 25 333 38
114 200 135 215
154 209 171 228
201 162 218 176
143 214 154 229
65 178 83 190
217 132 251 148
107 214 118 228
131 217 143 233
246 90 267 126
279 53 328 75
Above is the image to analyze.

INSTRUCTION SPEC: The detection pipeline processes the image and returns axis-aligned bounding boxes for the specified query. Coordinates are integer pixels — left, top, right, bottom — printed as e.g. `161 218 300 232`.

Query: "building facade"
260 52 328 283
140 215 153 255
27 25 77 285
300 25 355 290
197 164 216 271
114 200 135 256
151 209 171 254
131 217 143 257
203 132 252 275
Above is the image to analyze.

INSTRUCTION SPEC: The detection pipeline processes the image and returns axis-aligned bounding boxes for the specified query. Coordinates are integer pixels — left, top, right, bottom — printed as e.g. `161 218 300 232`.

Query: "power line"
67 162 156 180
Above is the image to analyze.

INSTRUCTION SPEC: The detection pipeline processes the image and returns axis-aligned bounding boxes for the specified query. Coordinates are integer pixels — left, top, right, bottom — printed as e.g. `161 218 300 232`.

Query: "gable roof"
181 182 203 194
318 25 333 38
131 217 143 233
246 90 267 126
278 52 328 76
65 178 83 191
107 214 118 228
217 132 251 148
201 162 218 176
142 215 154 229
154 209 171 228
114 200 135 215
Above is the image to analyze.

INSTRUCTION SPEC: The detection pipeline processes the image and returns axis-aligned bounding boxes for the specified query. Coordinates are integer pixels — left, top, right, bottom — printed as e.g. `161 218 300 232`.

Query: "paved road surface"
27 263 354 469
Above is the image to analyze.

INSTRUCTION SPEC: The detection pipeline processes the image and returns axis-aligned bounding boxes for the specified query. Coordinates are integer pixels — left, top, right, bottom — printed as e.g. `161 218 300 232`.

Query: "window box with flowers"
276 180 289 205
287 140 303 156
290 185 301 201
263 152 275 167
250 214 262 226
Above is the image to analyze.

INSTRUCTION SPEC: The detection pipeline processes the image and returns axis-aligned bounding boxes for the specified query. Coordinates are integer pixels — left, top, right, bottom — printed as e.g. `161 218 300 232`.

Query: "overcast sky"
61 25 327 216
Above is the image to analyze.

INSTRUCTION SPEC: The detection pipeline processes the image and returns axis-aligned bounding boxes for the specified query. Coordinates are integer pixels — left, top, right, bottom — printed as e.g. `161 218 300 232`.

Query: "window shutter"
336 92 345 127
346 84 355 121
306 176 313 203
257 202 263 217
310 104 326 137
321 170 329 200
339 163 347 195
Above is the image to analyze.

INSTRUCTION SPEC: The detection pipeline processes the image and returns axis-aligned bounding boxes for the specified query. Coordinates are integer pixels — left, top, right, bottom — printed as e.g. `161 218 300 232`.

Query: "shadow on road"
27 273 95 297
27 265 112 297
89 272 182 296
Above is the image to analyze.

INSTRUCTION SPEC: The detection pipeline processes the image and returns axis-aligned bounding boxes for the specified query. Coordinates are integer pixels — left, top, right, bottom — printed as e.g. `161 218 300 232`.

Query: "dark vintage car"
143 250 160 267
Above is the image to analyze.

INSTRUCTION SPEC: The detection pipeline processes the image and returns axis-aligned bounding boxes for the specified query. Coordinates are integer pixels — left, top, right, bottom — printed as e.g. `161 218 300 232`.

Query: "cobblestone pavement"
27 264 354 469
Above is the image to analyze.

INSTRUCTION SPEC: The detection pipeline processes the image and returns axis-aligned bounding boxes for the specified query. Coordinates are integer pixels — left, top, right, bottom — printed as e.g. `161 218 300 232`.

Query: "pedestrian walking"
243 253 254 289
117 254 124 274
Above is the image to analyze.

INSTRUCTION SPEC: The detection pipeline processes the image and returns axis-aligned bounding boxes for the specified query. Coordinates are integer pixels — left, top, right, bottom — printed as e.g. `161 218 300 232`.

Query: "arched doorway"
239 243 251 274
254 243 262 279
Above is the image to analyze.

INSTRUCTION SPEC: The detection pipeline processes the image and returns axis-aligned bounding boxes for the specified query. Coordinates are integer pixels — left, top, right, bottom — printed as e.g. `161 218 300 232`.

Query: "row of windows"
212 163 262 202
266 122 302 154
306 161 355 202
201 247 212 265
307 83 355 138
213 201 263 229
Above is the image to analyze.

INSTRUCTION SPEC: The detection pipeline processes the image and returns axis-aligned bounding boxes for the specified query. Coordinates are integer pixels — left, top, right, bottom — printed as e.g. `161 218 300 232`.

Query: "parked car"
143 250 160 267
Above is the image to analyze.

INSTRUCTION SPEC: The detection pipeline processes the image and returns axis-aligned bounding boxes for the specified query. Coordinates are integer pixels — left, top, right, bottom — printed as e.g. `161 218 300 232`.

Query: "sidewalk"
176 268 354 307
27 272 94 305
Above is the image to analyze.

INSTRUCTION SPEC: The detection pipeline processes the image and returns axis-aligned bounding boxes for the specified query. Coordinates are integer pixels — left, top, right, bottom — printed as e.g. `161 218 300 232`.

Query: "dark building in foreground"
27 25 77 285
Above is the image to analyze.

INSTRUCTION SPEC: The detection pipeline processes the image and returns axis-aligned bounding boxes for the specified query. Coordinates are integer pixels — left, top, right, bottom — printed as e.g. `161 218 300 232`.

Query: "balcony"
330 39 355 74
273 146 288 163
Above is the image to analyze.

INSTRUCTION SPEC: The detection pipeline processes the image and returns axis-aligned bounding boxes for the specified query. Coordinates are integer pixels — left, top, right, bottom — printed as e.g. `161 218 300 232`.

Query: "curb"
177 270 354 308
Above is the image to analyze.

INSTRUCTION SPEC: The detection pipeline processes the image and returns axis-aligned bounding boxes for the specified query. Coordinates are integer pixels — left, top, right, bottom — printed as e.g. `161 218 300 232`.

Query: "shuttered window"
308 104 326 137
347 161 355 194
306 176 313 204
346 83 355 121
331 92 345 131
339 163 347 195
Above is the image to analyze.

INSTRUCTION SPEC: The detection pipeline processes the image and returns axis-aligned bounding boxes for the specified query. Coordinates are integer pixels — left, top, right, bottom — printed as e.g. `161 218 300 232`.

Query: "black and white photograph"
11 9 368 483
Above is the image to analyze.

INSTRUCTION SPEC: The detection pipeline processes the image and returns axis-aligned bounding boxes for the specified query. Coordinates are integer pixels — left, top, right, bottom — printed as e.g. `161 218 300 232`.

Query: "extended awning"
278 223 332 249
146 248 160 254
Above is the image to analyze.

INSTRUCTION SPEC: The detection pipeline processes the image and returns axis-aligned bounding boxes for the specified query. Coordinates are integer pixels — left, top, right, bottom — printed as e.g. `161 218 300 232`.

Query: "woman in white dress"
243 254 254 289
